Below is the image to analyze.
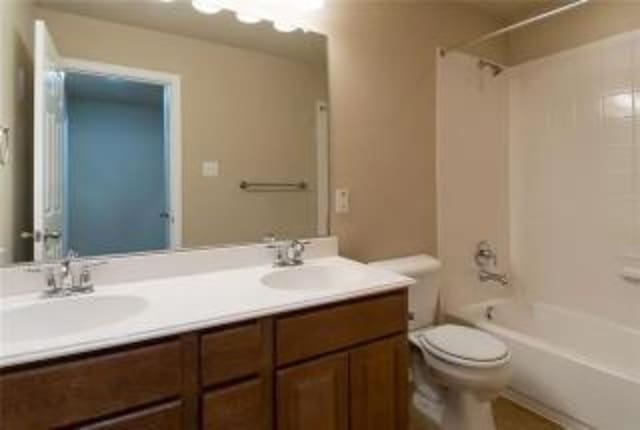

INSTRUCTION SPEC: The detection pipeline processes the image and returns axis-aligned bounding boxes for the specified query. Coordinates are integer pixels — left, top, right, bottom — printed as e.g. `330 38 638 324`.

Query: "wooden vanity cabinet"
77 401 183 430
277 353 349 430
0 339 185 429
200 319 273 430
202 379 266 430
349 336 409 430
274 292 409 430
275 336 408 430
0 290 408 430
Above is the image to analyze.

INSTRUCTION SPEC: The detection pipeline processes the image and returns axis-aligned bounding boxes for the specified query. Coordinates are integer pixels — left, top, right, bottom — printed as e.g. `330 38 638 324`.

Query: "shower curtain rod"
441 0 590 56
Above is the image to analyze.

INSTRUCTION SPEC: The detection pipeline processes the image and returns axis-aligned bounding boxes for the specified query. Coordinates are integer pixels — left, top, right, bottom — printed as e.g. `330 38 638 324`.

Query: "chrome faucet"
474 241 510 287
26 250 107 298
25 264 69 298
264 235 311 267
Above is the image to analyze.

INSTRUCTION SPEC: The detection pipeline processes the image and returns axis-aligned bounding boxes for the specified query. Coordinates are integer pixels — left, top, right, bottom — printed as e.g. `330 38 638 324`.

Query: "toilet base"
413 391 444 426
441 390 496 430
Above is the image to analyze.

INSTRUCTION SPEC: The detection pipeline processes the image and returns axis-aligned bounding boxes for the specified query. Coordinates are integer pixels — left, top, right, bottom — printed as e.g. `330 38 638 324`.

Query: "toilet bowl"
410 324 511 430
368 255 512 430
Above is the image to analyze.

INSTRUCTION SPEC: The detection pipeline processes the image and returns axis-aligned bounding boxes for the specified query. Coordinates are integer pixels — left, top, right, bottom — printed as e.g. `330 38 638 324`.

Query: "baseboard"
502 388 594 430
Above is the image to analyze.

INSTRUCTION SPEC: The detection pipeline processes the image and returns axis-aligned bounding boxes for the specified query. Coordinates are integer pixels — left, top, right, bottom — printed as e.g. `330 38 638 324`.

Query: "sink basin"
261 265 365 291
1 295 148 342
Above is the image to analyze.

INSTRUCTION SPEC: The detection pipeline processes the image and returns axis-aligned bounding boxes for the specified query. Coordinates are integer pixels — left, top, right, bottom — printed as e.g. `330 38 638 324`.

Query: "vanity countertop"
0 256 413 368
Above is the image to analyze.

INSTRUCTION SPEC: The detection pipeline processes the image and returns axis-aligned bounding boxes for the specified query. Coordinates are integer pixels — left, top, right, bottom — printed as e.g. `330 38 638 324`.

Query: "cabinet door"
202 379 269 430
350 336 409 430
277 353 348 430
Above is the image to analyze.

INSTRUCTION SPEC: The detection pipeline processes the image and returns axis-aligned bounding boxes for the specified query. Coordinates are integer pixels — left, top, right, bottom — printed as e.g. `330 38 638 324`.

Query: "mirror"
0 0 328 266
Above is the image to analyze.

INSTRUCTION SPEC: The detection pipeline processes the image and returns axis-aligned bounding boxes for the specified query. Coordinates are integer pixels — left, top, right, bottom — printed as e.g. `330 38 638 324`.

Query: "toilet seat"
412 325 510 369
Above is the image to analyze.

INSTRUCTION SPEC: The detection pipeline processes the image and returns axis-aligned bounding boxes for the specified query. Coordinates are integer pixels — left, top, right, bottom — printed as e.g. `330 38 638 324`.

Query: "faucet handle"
475 241 497 268
263 233 280 249
71 260 107 293
24 264 68 297
287 239 310 265
83 260 108 269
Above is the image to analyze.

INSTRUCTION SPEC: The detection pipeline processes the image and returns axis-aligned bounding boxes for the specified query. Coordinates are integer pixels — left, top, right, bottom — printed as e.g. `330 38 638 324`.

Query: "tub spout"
478 269 510 287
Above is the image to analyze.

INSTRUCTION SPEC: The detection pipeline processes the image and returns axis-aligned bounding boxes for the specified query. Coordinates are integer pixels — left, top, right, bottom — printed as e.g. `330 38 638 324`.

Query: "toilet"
369 255 511 430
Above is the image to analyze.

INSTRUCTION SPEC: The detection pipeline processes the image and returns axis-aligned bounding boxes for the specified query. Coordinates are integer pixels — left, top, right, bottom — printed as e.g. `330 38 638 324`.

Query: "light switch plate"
202 160 218 177
335 188 350 214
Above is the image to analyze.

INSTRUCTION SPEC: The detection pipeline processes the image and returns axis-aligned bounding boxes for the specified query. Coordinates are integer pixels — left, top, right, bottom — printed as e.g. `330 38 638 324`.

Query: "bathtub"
449 300 640 430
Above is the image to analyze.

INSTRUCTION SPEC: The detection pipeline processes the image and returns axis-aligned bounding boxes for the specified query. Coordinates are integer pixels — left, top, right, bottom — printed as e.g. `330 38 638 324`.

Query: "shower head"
478 59 504 77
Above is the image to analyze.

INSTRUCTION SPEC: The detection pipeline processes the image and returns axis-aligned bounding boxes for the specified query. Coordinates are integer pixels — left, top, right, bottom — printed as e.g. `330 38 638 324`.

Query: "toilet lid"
418 325 510 368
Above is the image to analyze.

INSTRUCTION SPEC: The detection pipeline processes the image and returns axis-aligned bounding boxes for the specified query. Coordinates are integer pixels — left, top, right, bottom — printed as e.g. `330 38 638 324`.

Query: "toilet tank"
369 255 442 330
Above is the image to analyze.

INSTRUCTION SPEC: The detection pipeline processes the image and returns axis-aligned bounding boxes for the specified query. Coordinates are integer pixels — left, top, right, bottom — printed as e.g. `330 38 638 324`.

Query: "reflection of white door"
34 21 65 261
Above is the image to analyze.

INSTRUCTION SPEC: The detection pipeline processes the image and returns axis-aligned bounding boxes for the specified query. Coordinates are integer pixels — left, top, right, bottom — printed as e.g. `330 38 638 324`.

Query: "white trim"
503 389 594 430
61 58 183 249
315 100 329 236
434 47 446 312
33 21 46 261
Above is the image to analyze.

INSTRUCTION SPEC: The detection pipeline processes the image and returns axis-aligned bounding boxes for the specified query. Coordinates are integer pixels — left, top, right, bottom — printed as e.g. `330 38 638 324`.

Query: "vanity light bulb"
273 21 298 33
235 12 261 24
192 0 222 15
303 0 325 11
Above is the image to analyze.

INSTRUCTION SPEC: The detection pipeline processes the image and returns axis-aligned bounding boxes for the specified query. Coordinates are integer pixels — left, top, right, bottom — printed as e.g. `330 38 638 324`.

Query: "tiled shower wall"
510 31 640 330
438 31 640 330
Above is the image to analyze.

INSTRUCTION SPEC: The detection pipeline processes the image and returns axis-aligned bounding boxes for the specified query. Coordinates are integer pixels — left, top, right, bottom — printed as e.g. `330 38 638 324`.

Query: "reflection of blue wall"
67 98 167 256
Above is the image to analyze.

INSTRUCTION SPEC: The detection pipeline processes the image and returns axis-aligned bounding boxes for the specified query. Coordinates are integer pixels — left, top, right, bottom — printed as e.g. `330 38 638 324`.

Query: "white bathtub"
449 300 640 430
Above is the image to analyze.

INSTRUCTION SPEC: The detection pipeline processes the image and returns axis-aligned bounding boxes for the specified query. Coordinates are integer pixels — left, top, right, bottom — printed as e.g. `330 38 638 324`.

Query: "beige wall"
36 8 326 248
0 0 33 264
509 1 640 65
312 2 506 261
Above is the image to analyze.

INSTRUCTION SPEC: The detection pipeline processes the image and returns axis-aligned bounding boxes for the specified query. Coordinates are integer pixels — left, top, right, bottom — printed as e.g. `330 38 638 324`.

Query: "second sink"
261 265 365 291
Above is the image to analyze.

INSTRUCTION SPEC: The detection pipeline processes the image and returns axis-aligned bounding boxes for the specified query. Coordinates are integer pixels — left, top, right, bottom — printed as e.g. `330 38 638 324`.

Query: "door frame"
61 58 183 249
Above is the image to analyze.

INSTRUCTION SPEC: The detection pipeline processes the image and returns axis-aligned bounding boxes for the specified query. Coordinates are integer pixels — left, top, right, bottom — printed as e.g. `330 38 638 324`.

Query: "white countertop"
0 256 413 368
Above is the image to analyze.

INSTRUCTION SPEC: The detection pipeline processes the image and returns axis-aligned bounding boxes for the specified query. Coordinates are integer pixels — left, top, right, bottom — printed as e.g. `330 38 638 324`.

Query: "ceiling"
36 0 582 61
454 0 578 23
36 0 327 65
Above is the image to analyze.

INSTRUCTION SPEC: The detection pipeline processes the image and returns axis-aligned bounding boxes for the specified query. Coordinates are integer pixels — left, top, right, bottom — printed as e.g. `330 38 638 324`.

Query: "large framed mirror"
0 0 329 266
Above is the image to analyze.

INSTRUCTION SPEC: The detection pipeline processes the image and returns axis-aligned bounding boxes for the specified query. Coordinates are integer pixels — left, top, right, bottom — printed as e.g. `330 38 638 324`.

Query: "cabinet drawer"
202 379 268 430
276 291 407 366
0 340 182 429
79 401 182 430
201 320 268 386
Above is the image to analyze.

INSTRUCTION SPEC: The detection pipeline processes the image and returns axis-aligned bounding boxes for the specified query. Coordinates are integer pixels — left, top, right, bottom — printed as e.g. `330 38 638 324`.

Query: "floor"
409 397 562 430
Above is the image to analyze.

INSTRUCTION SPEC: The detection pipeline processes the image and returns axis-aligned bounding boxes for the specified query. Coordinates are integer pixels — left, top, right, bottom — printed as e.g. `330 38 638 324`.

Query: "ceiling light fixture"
273 21 298 33
191 0 325 32
235 12 262 24
192 0 222 15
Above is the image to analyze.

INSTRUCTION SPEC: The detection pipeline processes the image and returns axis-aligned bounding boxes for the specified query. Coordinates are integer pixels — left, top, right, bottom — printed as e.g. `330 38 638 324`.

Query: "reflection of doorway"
62 60 182 258
65 73 169 256
33 20 182 260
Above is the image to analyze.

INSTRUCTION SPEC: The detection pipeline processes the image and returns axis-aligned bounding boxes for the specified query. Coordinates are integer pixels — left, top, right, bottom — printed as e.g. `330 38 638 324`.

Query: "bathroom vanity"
0 247 412 430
